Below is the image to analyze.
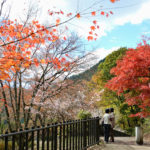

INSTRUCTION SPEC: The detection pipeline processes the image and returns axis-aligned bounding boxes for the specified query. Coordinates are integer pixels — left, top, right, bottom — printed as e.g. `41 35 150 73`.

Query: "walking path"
88 137 150 150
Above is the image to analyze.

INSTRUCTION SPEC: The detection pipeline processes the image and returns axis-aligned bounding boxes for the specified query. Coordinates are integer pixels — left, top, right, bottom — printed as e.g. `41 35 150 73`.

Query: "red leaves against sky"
76 13 81 18
93 20 97 24
87 10 114 41
0 19 71 82
40 1 116 42
106 39 150 118
0 0 117 81
91 11 96 16
110 0 116 3
101 11 105 15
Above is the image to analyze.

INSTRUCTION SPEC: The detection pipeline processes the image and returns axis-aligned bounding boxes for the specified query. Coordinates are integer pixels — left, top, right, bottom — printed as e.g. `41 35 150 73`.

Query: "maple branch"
0 16 76 48
81 3 139 16
0 0 6 16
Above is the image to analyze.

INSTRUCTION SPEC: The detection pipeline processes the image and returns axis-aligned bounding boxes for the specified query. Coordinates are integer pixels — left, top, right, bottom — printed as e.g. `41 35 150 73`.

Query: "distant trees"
89 47 127 107
30 80 92 124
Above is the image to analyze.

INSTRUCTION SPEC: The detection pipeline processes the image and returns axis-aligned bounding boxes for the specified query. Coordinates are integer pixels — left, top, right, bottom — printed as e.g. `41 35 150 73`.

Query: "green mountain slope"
70 59 105 81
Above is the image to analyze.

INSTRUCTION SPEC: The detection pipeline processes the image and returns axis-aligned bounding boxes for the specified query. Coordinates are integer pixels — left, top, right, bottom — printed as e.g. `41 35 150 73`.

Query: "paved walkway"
88 137 150 150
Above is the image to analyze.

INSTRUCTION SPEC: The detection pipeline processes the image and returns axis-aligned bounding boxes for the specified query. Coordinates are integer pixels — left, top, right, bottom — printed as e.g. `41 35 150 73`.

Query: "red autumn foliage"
91 11 96 16
87 36 93 41
90 26 96 31
110 0 116 3
101 11 105 15
106 39 150 118
76 13 81 18
93 20 97 24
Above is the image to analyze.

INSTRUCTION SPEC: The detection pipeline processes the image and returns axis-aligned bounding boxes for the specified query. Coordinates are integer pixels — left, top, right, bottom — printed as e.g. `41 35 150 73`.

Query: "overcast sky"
1 0 150 62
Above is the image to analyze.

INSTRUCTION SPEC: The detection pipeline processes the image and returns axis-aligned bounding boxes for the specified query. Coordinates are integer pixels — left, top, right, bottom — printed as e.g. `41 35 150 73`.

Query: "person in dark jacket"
109 108 115 142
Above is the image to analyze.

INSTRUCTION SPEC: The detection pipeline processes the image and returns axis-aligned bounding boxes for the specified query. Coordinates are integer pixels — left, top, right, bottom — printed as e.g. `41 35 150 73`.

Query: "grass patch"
0 141 13 150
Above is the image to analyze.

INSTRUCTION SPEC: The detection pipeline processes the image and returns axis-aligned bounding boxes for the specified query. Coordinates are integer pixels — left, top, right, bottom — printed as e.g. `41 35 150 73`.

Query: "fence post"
54 123 58 150
47 124 50 150
25 128 29 150
12 131 16 150
75 120 78 150
59 122 62 150
51 123 54 150
96 117 100 144
69 121 72 150
83 120 87 150
42 125 45 150
78 120 81 150
19 129 23 150
66 121 69 150
37 126 40 150
63 121 65 150
72 120 74 150
5 131 8 150
31 127 34 150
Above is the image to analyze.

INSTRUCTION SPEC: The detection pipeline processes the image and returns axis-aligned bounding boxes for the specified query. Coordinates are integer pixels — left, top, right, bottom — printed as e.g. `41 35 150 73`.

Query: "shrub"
77 110 92 119
126 127 135 136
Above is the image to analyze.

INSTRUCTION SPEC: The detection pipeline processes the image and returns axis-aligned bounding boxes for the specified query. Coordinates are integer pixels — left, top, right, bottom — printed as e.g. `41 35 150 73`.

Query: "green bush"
143 118 150 133
77 110 92 119
126 127 135 136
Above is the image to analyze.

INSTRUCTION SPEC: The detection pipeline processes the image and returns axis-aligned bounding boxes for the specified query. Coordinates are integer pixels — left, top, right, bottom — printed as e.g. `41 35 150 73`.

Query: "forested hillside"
70 59 105 81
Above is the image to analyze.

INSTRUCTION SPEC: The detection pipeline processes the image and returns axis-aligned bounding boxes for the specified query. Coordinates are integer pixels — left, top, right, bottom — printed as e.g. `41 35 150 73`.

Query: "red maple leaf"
110 0 116 3
76 13 81 18
93 20 97 24
101 11 105 15
90 26 96 31
91 11 96 16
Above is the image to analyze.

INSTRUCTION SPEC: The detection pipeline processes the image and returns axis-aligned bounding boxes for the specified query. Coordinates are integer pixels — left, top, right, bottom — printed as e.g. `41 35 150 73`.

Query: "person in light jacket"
101 108 111 143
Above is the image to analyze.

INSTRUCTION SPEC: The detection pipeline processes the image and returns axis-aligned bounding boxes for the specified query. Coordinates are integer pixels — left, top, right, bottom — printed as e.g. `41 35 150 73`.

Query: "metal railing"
0 117 100 150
